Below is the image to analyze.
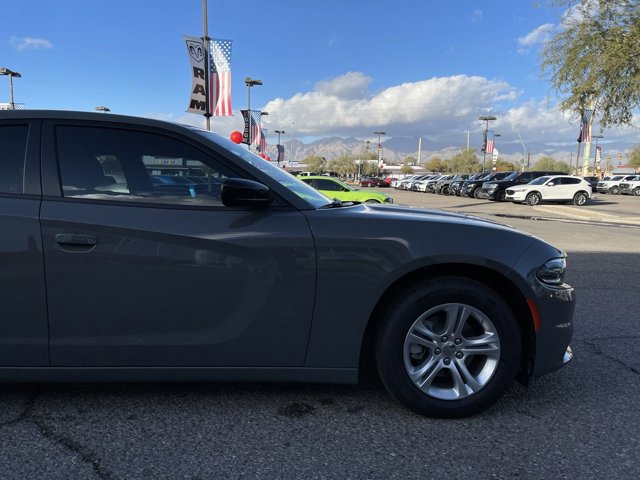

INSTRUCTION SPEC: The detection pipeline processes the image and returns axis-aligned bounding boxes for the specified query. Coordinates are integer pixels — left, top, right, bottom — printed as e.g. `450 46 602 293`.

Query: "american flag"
209 39 232 116
240 110 262 146
258 128 268 154
577 109 593 143
485 130 495 154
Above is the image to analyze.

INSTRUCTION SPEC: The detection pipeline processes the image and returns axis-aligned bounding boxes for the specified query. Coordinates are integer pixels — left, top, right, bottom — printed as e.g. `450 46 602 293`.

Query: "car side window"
0 125 28 194
316 179 343 191
561 177 580 185
56 126 237 207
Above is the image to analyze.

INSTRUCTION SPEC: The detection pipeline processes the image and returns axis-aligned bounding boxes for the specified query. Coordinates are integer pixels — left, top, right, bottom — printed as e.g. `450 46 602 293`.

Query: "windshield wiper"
320 198 345 208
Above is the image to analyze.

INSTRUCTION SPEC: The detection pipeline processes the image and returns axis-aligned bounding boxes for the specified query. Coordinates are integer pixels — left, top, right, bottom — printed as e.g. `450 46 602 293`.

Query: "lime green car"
299 176 393 204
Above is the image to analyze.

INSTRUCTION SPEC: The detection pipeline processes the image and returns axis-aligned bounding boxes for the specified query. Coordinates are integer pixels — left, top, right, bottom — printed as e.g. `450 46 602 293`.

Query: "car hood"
506 185 531 192
340 203 525 233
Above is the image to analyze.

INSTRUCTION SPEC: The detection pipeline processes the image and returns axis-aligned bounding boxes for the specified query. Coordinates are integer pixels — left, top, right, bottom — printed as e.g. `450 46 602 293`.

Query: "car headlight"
536 257 567 285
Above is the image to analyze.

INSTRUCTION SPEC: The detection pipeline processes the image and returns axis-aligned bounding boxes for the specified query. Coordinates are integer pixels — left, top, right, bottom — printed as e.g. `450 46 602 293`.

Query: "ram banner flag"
184 36 207 114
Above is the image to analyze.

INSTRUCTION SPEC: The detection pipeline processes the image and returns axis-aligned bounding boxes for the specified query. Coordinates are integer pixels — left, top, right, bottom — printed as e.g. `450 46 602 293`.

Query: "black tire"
525 192 541 206
473 188 482 199
634 187 640 196
375 276 521 418
611 186 620 194
496 189 506 202
573 191 588 206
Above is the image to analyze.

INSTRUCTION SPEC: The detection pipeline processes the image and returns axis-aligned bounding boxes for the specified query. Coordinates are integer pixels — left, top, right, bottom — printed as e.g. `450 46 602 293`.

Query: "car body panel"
0 119 49 366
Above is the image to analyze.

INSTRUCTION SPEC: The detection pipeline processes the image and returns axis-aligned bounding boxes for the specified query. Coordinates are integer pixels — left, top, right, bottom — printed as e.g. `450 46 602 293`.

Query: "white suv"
597 175 637 194
619 176 640 195
505 175 591 206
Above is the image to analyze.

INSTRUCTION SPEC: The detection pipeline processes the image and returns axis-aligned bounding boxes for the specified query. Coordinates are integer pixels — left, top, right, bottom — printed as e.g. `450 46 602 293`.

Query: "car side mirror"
547 182 555 187
221 178 272 208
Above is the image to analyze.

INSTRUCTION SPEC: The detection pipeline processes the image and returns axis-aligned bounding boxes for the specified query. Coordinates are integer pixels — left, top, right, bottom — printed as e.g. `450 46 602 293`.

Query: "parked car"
359 177 386 187
0 109 575 418
437 173 470 195
582 176 599 193
434 174 456 194
424 175 447 193
395 175 419 190
461 171 514 198
479 170 565 201
597 175 638 194
409 174 437 191
618 176 640 195
299 176 393 204
450 173 482 196
413 175 439 192
505 175 591 206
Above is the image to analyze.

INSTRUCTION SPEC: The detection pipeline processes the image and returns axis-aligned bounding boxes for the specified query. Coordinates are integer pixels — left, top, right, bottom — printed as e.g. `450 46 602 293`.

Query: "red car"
359 177 390 187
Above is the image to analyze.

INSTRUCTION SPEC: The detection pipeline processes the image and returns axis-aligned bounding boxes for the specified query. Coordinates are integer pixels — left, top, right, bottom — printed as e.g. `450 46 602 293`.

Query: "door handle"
55 233 98 246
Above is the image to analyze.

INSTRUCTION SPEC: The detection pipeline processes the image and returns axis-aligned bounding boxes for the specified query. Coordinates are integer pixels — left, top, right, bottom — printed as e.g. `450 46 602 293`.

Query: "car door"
0 120 49 366
40 120 316 367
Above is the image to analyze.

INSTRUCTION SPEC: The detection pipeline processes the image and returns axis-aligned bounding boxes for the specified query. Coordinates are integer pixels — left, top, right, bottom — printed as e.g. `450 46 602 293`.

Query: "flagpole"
202 0 211 131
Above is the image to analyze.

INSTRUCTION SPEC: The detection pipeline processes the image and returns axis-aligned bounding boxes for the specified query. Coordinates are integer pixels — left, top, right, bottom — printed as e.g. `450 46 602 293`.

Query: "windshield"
503 172 520 181
195 130 332 208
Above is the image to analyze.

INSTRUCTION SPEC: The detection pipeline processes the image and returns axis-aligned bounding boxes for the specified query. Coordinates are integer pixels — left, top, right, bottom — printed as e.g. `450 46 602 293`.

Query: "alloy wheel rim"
403 303 501 400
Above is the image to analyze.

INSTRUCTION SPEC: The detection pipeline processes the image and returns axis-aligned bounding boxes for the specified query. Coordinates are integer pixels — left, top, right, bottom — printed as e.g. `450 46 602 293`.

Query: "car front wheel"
525 192 541 206
634 187 640 196
375 276 521 418
573 191 588 206
496 189 506 202
611 186 620 194
473 188 482 199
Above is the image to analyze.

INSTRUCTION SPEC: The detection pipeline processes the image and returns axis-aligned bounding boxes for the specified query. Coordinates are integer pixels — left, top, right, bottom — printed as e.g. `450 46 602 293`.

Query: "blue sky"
2 0 638 159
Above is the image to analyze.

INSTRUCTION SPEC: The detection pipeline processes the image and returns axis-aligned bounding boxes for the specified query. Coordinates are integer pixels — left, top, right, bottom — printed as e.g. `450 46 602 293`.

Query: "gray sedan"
0 110 575 418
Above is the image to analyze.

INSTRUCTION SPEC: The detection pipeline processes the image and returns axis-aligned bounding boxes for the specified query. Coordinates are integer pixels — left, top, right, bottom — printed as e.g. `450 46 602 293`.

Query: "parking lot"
1 191 639 479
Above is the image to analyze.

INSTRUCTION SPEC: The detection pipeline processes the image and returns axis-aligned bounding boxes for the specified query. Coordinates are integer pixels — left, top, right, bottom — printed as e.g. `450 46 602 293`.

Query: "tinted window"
560 177 581 185
56 126 237 207
315 178 345 191
0 125 28 194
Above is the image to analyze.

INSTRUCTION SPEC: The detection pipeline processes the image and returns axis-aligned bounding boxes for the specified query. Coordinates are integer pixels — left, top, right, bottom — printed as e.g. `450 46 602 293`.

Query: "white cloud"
153 71 638 158
261 72 517 139
472 9 483 23
517 23 555 54
10 36 53 50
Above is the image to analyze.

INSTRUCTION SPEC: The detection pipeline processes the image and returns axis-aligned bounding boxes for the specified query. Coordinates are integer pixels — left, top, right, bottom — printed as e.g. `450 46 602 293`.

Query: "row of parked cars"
595 175 640 195
392 170 601 206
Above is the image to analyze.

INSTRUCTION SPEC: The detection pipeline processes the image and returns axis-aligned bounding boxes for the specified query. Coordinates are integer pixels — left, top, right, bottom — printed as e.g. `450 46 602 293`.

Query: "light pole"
245 77 262 149
0 67 22 110
479 115 497 172
373 131 386 176
95 106 110 114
